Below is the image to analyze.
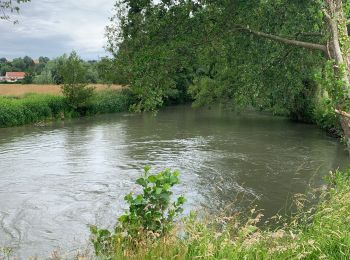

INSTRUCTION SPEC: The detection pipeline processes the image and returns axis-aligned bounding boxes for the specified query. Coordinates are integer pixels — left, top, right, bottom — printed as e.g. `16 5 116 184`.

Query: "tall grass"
0 90 133 128
88 89 134 115
94 169 350 259
0 94 66 127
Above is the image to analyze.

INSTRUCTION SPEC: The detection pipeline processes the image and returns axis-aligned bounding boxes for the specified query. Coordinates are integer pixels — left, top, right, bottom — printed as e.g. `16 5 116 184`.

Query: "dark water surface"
0 106 349 257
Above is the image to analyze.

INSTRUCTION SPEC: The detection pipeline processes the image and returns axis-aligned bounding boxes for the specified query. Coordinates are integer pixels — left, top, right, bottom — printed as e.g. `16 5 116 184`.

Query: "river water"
0 106 349 258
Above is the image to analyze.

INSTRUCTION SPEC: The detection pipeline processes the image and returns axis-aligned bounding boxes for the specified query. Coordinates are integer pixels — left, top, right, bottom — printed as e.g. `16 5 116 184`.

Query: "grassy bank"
0 89 133 128
92 169 350 259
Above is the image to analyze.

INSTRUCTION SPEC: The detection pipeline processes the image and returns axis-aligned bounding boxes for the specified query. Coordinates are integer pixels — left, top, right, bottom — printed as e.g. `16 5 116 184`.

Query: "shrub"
59 52 95 113
90 166 186 258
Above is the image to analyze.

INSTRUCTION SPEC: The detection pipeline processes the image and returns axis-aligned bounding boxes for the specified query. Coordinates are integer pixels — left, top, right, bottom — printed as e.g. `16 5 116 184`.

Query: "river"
0 105 349 258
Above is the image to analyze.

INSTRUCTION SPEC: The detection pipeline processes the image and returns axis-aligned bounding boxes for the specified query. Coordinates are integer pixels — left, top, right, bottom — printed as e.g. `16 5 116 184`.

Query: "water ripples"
0 107 349 258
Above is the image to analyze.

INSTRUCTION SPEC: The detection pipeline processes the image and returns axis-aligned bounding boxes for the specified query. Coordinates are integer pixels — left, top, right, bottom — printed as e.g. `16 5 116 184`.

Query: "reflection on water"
0 105 349 257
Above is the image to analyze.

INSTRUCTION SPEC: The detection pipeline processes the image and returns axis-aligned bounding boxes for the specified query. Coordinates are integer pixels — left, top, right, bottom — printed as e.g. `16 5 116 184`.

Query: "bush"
90 166 186 258
59 52 95 113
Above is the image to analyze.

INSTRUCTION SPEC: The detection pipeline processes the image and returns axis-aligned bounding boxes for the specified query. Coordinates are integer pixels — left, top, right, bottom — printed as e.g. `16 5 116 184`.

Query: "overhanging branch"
236 26 328 54
335 109 350 119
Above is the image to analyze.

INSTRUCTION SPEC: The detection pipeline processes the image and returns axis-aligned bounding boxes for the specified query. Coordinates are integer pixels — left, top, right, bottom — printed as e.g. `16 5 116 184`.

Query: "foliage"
59 52 95 113
119 167 185 237
33 55 66 84
0 0 30 22
87 89 134 115
1 54 125 85
0 90 131 128
0 56 46 76
0 94 67 127
97 57 127 84
23 71 34 84
92 169 350 259
106 0 328 119
107 0 202 111
90 166 186 258
313 97 341 135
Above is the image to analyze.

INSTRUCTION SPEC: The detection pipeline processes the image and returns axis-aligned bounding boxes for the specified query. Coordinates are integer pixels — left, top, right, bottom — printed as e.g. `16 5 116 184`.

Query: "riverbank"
92 169 350 259
0 89 132 127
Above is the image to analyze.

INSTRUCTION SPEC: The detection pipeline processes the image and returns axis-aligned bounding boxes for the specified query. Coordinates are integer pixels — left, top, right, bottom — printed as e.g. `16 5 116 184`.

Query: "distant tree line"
0 54 123 84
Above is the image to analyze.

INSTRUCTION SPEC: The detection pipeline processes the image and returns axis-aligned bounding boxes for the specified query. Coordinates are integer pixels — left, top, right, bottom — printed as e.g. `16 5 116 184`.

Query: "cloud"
0 0 116 59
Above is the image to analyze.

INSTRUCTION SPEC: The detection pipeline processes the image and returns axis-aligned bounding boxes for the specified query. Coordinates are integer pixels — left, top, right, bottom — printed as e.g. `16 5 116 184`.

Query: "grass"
0 89 133 128
88 89 134 115
92 169 350 259
0 84 123 97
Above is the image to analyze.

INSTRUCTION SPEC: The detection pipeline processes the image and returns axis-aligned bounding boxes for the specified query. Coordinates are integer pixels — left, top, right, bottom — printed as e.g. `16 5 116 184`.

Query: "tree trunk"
325 0 350 148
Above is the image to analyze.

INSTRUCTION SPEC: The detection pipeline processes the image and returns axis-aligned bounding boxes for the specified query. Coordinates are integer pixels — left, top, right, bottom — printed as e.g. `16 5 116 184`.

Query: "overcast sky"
0 0 115 60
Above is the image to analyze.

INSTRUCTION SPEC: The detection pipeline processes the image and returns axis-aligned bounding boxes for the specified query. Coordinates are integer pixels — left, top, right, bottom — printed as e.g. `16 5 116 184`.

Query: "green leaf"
144 165 151 174
177 196 186 205
148 175 157 183
134 195 144 205
118 214 129 223
136 177 147 187
124 193 133 203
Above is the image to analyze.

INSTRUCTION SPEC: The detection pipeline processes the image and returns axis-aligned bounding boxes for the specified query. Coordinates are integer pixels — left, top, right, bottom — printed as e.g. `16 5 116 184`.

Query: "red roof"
5 72 26 78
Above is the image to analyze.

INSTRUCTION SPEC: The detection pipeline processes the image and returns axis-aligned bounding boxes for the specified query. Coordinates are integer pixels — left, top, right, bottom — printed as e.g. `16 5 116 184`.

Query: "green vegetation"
0 94 66 127
91 166 186 258
87 89 134 115
59 52 95 113
0 89 132 128
104 0 350 144
0 56 49 83
91 168 350 260
0 55 122 85
2 0 350 259
0 51 134 128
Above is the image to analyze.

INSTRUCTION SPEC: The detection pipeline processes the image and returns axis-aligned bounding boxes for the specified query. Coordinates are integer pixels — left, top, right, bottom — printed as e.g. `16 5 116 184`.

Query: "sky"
0 0 116 60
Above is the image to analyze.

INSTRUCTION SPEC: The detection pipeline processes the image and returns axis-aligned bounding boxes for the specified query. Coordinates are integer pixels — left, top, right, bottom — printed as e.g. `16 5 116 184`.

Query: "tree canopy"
107 0 350 143
107 1 327 114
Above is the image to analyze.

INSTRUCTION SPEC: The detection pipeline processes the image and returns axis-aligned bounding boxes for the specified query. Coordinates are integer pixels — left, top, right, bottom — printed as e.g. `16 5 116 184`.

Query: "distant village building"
0 72 26 83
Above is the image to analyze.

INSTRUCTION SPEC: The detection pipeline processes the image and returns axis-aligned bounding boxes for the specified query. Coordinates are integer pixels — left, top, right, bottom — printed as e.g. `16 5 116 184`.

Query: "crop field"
0 84 123 96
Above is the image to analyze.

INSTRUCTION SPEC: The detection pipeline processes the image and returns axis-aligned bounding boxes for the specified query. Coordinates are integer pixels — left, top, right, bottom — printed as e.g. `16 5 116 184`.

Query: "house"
0 72 26 83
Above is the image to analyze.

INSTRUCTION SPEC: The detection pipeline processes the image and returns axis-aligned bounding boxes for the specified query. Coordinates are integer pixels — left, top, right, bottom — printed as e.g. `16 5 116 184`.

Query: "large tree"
108 0 350 146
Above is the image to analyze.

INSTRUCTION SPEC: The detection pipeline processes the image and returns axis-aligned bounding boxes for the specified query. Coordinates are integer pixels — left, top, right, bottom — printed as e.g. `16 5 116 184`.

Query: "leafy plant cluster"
90 166 186 258
58 52 95 114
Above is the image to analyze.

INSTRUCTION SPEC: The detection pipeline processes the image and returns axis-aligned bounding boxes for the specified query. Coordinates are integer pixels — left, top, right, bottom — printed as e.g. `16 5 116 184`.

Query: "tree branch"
335 109 350 119
236 26 328 54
